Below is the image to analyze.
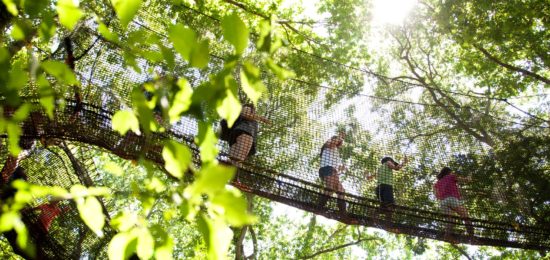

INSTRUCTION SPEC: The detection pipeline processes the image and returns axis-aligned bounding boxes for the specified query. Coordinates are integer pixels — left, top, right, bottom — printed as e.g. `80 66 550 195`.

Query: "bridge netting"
1 4 549 258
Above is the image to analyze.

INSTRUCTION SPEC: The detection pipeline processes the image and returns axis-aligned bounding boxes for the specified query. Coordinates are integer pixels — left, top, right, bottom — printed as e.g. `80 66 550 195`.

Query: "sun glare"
371 0 418 26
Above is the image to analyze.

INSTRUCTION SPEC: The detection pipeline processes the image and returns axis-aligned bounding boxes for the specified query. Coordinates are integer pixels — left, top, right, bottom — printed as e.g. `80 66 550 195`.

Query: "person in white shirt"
318 131 347 213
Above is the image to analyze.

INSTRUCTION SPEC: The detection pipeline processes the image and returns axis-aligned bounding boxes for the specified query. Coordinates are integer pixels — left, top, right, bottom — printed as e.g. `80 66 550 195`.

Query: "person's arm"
393 156 408 170
240 106 272 124
456 174 472 183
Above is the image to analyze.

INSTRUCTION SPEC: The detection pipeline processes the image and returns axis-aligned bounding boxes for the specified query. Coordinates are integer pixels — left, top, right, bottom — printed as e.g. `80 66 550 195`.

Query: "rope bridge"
3 97 548 253
1 10 550 258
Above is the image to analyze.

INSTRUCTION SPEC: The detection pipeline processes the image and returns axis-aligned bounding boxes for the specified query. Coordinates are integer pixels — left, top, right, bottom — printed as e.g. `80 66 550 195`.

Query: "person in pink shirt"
434 167 474 239
34 200 69 232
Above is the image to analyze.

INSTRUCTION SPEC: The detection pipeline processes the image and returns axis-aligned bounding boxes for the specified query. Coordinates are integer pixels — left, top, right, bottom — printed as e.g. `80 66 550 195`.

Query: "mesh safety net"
1 4 550 258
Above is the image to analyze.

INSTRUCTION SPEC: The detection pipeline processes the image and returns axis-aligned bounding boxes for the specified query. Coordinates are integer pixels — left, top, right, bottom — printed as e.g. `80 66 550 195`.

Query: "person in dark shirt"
228 104 271 164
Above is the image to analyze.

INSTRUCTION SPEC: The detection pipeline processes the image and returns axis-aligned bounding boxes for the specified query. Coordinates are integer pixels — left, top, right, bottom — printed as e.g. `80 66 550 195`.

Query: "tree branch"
299 238 377 259
401 126 458 144
235 193 255 260
59 142 111 221
245 226 258 260
398 40 495 146
450 244 472 260
473 44 550 85
235 226 248 260
221 0 327 49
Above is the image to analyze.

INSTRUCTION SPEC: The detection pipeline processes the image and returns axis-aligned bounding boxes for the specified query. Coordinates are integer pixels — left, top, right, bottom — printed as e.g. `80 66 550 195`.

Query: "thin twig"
299 238 377 259
450 244 472 260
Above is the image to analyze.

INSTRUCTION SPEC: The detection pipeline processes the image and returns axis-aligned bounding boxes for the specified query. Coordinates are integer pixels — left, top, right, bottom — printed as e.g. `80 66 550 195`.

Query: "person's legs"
453 204 474 236
380 184 394 222
333 174 346 213
229 134 253 163
318 178 331 208
374 185 383 225
440 198 455 237
318 167 335 208
387 185 395 216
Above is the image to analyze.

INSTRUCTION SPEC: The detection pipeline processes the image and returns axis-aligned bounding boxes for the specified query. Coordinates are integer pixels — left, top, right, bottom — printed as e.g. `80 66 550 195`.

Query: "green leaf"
150 225 173 260
12 103 31 122
7 122 22 156
11 20 27 41
257 19 272 53
154 239 173 260
168 78 193 123
162 141 192 179
196 215 211 249
104 161 124 176
98 22 119 43
75 195 105 237
27 184 68 199
266 58 295 80
110 0 143 28
168 24 196 62
137 228 155 260
37 74 55 119
56 0 84 30
23 0 51 18
211 188 257 226
160 45 175 70
2 0 18 15
131 87 156 133
141 49 164 63
108 232 138 260
123 52 141 73
14 189 33 205
185 164 235 198
0 211 18 232
111 212 138 232
240 62 266 105
203 215 233 260
13 218 34 258
145 177 166 193
8 59 28 90
41 60 79 86
196 122 218 163
112 110 141 135
222 13 249 55
190 39 210 68
216 76 241 127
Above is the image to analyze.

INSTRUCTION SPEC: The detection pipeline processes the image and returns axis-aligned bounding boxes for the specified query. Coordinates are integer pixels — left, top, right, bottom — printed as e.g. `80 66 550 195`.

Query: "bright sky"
289 0 419 27
370 0 418 26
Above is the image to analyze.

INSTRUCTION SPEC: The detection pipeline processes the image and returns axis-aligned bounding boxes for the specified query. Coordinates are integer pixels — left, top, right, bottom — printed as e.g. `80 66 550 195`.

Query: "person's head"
243 103 255 112
381 157 397 166
437 167 453 180
337 130 346 140
330 135 343 147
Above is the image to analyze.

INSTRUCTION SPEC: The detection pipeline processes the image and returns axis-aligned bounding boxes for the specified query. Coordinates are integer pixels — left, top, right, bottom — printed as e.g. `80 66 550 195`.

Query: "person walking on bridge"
228 103 271 164
367 156 408 228
318 131 348 214
434 167 474 241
